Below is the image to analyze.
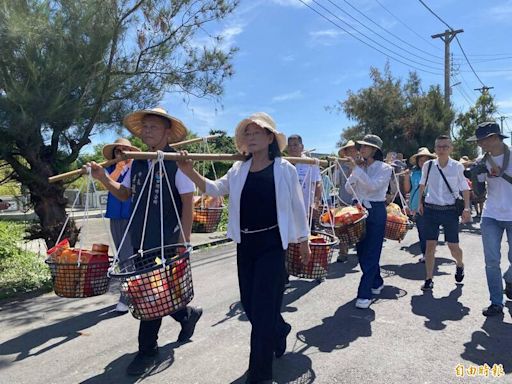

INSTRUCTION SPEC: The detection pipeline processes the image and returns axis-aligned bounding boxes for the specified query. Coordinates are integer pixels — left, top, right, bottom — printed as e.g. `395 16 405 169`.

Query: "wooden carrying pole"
49 152 332 183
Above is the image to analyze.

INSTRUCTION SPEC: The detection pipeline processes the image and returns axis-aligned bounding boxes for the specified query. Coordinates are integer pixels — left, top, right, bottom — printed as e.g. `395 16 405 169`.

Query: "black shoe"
482 304 504 317
178 307 203 342
421 279 434 291
275 323 292 358
455 265 465 283
126 347 159 376
336 255 348 263
505 281 512 300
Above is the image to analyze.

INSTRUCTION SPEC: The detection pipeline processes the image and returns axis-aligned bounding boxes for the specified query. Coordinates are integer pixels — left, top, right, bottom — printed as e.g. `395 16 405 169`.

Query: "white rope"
89 168 117 261
54 181 84 247
392 168 409 211
158 151 165 266
138 160 156 257
336 160 363 206
109 159 155 274
161 160 188 249
77 169 94 266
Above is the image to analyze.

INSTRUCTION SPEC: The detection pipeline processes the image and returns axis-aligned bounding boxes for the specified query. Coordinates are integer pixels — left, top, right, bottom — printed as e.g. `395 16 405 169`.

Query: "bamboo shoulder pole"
48 158 121 183
126 151 330 166
49 152 339 183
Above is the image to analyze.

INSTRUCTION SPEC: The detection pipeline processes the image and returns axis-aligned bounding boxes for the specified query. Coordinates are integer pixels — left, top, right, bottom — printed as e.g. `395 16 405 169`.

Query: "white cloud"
487 1 512 21
191 23 244 51
272 90 303 102
497 98 512 110
281 54 296 63
309 29 349 46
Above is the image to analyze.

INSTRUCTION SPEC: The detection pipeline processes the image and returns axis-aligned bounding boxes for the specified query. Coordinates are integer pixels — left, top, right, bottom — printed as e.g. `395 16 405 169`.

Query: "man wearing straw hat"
418 135 471 291
87 107 203 376
336 140 358 263
408 147 437 263
102 138 140 313
467 121 512 316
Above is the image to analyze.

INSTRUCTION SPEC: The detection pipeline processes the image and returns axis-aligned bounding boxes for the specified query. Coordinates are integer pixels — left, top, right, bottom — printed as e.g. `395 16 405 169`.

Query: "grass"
0 221 52 300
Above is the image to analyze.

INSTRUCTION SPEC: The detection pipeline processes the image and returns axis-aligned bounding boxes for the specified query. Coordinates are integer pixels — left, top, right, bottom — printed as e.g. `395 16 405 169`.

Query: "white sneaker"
115 302 129 313
355 298 371 309
419 256 425 263
371 285 384 295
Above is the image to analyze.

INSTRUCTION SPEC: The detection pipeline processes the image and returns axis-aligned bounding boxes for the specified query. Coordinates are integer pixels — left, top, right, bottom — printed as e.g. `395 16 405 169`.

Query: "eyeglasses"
435 145 451 149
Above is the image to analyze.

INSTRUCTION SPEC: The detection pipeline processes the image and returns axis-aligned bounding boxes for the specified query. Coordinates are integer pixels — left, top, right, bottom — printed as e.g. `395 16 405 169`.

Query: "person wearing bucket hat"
418 135 471 292
102 138 140 313
86 108 203 376
345 134 392 309
408 147 437 263
177 112 311 383
465 121 512 316
335 140 358 262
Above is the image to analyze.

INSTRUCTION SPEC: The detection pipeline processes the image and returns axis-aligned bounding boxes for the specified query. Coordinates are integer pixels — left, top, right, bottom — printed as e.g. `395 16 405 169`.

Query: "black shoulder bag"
436 165 465 216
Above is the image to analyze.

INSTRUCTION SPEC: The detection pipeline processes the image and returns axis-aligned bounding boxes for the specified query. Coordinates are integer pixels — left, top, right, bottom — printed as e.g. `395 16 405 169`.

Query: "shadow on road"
461 306 512 374
80 341 180 384
229 352 316 384
211 301 248 326
381 257 453 281
459 221 482 236
0 305 121 362
410 285 470 330
295 300 375 352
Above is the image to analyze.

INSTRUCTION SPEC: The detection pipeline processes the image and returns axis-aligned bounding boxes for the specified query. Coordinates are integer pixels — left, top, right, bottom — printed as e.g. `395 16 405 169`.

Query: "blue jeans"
356 202 386 300
414 212 426 255
480 217 512 307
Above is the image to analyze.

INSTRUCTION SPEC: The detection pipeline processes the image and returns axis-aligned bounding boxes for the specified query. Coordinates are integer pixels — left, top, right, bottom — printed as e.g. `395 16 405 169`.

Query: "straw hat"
409 147 436 165
102 138 140 160
337 140 356 157
234 112 287 154
123 107 188 143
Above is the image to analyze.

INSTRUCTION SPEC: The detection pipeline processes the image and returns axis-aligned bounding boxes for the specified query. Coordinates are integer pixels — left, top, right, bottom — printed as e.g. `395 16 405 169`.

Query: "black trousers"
237 228 288 383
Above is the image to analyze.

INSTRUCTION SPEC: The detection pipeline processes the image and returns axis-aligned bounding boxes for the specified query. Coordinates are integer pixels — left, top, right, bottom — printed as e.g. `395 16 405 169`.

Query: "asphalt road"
1 220 511 383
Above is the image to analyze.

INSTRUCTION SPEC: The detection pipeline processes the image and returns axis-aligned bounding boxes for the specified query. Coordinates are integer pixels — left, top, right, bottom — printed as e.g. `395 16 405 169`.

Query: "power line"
299 0 443 75
416 0 487 87
332 0 443 64
373 0 443 54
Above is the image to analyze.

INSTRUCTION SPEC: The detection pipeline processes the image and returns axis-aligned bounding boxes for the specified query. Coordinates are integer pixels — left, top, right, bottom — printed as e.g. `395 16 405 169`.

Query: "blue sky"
89 0 512 154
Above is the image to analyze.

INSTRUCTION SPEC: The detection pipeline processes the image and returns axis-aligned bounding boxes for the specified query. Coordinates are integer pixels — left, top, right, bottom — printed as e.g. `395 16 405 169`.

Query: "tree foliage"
0 0 238 246
330 64 453 159
452 93 498 160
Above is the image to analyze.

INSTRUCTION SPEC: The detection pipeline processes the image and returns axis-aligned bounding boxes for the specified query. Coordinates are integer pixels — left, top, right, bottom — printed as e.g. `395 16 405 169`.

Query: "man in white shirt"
418 135 471 291
467 122 512 316
287 135 322 216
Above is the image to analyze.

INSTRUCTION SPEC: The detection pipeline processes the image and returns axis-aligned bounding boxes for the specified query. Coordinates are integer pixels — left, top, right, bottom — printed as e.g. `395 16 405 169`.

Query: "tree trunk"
24 163 80 249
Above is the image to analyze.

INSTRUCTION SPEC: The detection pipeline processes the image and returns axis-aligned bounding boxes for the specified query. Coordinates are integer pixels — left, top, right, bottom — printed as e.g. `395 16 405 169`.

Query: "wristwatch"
463 208 471 212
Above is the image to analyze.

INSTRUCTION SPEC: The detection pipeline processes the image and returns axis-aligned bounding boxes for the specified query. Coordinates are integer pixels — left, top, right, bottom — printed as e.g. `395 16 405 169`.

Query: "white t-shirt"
295 162 321 208
479 149 512 221
120 160 195 194
420 158 469 206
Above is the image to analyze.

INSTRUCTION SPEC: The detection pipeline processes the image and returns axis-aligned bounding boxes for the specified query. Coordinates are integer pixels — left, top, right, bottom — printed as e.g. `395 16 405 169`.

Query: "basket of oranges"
45 240 110 298
192 195 225 233
385 203 411 242
319 205 367 245
286 231 338 279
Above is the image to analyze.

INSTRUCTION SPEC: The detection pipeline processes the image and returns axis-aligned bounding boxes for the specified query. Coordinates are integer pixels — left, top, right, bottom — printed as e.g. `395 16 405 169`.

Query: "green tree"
329 64 453 159
452 93 498 160
0 0 238 246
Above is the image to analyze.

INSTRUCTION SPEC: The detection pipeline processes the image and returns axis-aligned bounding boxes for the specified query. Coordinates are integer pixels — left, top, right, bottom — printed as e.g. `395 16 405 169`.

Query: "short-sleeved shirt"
420 158 469 206
295 162 321 208
478 148 512 221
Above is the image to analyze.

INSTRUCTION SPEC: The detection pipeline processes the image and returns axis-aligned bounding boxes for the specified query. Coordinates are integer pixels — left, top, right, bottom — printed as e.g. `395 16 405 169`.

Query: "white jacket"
205 157 309 250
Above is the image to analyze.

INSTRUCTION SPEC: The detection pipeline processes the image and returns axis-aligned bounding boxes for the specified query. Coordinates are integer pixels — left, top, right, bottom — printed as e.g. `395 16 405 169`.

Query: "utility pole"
432 29 464 108
474 86 494 122
499 115 508 134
